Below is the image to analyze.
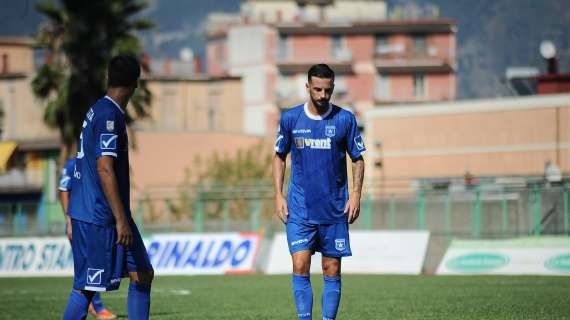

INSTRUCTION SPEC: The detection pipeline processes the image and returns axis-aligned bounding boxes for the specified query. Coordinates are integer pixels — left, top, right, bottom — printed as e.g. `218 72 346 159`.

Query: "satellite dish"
179 47 194 62
540 40 556 59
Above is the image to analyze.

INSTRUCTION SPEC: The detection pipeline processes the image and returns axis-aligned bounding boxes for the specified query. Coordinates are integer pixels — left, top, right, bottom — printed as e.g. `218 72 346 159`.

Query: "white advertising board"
0 233 261 277
436 237 570 275
265 231 430 274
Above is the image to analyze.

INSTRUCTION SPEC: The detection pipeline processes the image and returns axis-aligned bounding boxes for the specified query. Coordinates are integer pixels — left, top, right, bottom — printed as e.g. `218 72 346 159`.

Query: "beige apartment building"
365 93 570 195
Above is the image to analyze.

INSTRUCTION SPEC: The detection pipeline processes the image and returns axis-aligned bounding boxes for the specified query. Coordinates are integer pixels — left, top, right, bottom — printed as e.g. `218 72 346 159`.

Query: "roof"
277 19 457 34
0 37 35 46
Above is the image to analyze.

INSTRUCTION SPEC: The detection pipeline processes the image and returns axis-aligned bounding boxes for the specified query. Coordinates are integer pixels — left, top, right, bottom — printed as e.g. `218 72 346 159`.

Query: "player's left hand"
345 192 361 224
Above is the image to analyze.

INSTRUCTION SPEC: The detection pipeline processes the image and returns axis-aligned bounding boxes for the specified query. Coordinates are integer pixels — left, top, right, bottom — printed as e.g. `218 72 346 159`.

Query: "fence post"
194 193 204 233
501 192 509 234
444 191 451 237
135 198 145 235
472 186 481 238
14 203 23 236
222 200 230 232
360 193 373 230
562 188 569 234
532 184 541 236
249 199 261 232
389 196 396 229
416 189 426 230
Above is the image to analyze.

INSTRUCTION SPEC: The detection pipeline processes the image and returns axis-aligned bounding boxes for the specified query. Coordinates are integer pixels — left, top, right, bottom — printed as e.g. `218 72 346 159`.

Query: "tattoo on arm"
352 157 365 195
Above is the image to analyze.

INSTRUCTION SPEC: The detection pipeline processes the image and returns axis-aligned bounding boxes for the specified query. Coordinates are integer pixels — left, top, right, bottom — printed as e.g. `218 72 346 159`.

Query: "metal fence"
1 183 569 239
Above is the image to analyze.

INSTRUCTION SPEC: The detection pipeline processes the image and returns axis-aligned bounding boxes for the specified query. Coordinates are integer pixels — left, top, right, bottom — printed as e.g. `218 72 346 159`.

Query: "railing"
1 183 568 239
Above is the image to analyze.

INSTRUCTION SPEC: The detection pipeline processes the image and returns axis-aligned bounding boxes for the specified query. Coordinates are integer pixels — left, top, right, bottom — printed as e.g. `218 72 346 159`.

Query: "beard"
312 97 329 110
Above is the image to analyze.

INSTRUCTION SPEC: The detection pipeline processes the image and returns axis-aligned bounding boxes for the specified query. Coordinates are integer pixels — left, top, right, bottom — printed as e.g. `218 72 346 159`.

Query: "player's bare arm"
59 190 73 241
346 156 365 224
272 152 288 223
97 156 133 246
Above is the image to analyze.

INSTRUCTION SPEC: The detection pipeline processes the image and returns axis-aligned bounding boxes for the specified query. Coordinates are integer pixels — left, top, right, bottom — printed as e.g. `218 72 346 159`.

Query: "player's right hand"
116 219 133 247
275 195 288 224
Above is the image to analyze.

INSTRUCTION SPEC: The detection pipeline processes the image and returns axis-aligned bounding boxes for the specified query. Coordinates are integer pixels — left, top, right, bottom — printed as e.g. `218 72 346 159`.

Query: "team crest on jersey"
294 137 305 149
87 268 104 285
106 120 114 132
335 239 346 251
325 125 336 137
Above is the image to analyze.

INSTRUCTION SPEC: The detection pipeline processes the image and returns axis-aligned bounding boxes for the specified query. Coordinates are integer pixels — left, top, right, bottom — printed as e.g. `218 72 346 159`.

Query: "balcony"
275 48 354 74
374 44 455 73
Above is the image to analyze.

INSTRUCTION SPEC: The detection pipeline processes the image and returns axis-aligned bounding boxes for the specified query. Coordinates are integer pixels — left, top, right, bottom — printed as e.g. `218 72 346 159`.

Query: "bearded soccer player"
273 64 366 320
59 157 117 320
63 54 154 320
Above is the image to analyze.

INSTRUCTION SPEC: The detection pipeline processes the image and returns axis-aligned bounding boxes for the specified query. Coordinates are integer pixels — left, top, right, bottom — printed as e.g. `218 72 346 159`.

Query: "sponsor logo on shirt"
292 129 311 134
297 138 331 150
100 134 118 150
325 125 336 137
335 239 346 251
87 268 104 285
291 239 309 246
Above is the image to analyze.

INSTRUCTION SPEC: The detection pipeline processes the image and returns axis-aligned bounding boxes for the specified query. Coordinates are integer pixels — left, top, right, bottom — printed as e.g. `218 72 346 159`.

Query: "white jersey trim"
104 95 125 114
304 102 332 120
101 152 118 157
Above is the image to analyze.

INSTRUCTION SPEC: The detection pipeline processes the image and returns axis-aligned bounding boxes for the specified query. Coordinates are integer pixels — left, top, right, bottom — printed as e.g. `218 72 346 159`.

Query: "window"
277 34 288 60
375 35 389 55
375 74 390 100
332 34 342 58
413 35 427 55
413 74 426 99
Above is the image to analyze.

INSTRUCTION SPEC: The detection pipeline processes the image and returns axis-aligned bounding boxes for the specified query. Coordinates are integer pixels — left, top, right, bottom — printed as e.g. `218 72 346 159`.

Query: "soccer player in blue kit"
59 157 117 320
63 55 153 320
273 64 366 320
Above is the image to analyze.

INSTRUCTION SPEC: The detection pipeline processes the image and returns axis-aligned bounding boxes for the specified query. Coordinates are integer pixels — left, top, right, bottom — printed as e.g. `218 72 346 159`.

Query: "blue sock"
128 282 151 320
292 273 313 319
91 292 105 313
63 290 92 320
322 275 341 320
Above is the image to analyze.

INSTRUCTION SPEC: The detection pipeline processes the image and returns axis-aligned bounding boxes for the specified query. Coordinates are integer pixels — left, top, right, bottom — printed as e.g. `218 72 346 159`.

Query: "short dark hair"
107 54 141 87
308 63 335 82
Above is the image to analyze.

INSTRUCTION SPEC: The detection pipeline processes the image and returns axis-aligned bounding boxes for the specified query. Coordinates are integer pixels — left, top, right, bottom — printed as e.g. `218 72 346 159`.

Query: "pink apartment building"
206 0 457 135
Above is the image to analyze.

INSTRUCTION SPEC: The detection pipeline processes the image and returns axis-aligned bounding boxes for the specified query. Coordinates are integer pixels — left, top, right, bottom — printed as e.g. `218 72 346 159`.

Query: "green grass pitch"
1 275 569 319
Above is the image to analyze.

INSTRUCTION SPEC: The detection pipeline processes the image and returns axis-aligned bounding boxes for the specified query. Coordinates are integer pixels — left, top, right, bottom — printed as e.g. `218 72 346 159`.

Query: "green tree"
31 0 154 159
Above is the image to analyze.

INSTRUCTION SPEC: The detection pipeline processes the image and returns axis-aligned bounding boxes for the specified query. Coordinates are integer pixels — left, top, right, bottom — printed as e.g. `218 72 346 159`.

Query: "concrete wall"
0 76 59 142
138 78 244 133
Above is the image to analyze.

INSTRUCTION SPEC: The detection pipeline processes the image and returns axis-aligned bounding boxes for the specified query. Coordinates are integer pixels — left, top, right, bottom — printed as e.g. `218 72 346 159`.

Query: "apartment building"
206 0 457 135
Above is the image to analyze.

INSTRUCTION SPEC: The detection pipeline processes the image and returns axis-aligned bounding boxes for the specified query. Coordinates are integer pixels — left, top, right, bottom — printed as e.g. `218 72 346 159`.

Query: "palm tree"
32 0 155 159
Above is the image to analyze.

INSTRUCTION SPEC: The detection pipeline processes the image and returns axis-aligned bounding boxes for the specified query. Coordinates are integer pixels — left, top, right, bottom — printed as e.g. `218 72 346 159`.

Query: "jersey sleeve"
58 161 73 192
93 110 122 158
275 115 292 155
346 113 366 160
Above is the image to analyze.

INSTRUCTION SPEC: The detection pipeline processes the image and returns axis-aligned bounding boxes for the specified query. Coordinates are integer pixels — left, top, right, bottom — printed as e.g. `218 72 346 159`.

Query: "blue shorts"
286 220 352 258
70 218 153 292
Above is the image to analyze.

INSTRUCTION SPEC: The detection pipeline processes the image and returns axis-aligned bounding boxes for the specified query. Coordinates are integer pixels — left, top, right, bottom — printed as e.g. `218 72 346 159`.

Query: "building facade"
206 0 457 135
365 93 570 195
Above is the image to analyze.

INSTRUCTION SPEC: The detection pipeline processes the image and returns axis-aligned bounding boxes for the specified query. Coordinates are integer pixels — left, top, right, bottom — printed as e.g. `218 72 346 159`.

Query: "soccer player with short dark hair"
62 54 154 320
59 157 117 320
273 63 366 320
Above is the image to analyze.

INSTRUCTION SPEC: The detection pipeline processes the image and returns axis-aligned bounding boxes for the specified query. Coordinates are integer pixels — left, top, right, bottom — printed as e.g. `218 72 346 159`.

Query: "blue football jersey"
275 103 366 224
58 158 76 192
68 96 131 226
